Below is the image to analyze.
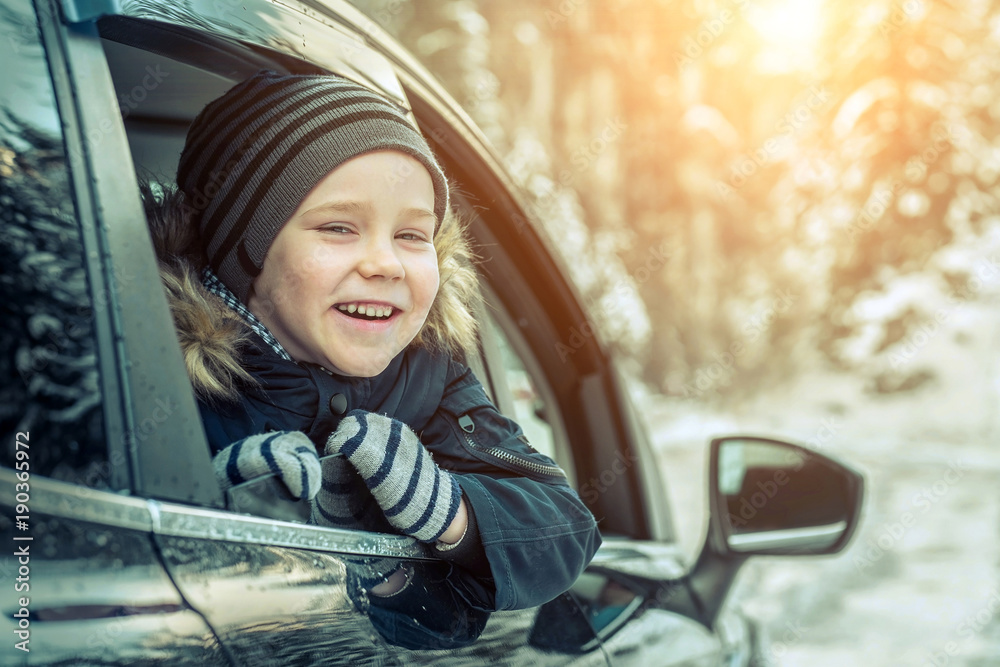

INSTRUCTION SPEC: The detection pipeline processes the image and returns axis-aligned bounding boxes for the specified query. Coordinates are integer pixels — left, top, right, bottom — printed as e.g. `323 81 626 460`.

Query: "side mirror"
708 436 864 556
688 435 865 629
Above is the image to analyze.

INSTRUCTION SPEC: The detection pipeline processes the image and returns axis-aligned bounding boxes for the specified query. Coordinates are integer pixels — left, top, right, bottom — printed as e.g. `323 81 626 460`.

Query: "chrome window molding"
0 468 432 560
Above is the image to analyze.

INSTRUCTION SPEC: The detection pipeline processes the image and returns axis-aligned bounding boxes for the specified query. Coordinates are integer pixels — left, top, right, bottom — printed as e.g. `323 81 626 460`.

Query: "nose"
357 235 405 280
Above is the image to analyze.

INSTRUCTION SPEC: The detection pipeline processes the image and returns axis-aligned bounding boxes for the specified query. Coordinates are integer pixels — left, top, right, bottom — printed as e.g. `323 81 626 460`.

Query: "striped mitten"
325 410 462 543
311 457 410 596
212 431 322 501
310 455 392 533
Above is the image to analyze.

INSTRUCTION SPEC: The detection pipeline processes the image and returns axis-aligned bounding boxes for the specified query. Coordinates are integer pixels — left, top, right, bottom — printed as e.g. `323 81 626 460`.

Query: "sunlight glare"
748 0 826 71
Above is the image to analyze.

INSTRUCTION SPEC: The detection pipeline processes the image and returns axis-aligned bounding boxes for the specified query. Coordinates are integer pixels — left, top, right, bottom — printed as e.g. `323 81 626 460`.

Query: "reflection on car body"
0 0 865 664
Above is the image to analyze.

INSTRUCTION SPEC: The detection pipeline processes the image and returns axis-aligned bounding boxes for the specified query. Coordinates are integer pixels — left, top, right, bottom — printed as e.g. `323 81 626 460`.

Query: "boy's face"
248 150 440 377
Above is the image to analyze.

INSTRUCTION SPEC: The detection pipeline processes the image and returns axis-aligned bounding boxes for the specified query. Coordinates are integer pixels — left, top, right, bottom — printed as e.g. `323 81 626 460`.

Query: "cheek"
269 245 331 295
415 261 440 309
253 253 309 316
250 270 288 323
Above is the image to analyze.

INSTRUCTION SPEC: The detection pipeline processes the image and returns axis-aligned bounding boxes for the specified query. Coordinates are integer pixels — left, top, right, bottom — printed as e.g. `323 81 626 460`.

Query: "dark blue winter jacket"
199 337 601 613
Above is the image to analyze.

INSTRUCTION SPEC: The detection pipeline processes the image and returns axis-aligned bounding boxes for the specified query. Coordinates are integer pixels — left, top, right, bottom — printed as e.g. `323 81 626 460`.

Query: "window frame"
0 0 118 485
66 0 673 543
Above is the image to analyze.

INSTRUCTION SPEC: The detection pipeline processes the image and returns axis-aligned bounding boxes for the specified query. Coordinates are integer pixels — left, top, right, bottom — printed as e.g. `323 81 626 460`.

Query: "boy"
150 70 600 645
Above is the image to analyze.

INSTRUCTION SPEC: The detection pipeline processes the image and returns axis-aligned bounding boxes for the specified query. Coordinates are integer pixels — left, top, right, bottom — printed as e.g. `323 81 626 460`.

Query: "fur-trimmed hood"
142 184 481 404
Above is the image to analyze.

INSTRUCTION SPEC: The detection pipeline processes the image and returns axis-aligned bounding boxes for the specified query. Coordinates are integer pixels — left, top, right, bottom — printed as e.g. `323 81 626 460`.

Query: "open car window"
98 8 585 526
97 16 512 521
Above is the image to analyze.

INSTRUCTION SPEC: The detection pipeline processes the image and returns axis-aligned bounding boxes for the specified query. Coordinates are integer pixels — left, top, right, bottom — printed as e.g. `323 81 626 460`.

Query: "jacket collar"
201 268 293 361
240 335 449 442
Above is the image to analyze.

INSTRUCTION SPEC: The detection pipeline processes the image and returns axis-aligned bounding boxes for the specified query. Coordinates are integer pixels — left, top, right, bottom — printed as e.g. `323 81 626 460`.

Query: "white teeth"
338 303 394 318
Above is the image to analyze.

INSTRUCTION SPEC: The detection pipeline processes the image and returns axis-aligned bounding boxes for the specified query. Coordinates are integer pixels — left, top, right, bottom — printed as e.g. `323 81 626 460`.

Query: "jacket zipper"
458 414 566 480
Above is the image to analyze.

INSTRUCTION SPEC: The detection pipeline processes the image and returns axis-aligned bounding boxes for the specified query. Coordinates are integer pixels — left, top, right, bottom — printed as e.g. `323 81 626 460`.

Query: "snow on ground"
641 280 1000 665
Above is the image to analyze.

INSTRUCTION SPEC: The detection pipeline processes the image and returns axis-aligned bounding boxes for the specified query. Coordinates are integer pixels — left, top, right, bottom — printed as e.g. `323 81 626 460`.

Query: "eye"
320 223 354 234
397 231 431 243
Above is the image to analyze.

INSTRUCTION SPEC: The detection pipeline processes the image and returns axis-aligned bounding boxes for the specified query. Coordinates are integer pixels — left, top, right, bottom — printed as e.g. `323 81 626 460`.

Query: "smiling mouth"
335 303 397 321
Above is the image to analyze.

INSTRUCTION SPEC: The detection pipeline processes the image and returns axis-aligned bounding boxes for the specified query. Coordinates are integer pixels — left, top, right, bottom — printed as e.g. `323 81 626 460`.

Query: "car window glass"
482 306 577 486
487 316 558 459
0 1 108 485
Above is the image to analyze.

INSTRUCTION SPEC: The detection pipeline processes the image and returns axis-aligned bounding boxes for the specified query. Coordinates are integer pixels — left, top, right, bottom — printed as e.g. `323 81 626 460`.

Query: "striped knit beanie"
177 70 449 303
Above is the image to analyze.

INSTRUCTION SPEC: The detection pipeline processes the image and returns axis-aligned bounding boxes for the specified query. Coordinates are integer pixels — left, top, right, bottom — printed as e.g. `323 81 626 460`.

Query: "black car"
0 0 864 664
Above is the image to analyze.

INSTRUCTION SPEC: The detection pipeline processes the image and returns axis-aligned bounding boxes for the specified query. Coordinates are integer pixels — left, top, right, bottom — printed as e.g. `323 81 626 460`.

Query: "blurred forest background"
349 0 1000 402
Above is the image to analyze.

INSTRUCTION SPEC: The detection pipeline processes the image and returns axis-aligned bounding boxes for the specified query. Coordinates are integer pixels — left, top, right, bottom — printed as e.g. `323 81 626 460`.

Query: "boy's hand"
310 454 391 532
325 410 462 543
212 431 321 501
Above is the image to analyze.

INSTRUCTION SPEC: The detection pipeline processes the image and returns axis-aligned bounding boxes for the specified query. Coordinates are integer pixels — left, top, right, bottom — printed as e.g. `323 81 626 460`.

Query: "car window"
481 302 577 487
0 1 108 486
97 15 582 514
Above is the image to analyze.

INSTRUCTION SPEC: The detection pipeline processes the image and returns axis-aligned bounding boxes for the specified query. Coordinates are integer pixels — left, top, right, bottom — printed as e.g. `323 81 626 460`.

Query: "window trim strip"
0 468 433 560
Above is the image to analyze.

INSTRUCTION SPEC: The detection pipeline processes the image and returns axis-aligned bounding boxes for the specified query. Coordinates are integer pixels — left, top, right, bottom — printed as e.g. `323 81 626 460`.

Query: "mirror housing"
688 435 865 629
708 436 864 556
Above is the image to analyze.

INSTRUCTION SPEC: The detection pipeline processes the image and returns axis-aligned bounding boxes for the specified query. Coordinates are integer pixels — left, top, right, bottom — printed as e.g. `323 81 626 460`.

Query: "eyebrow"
303 201 373 217
303 201 435 221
